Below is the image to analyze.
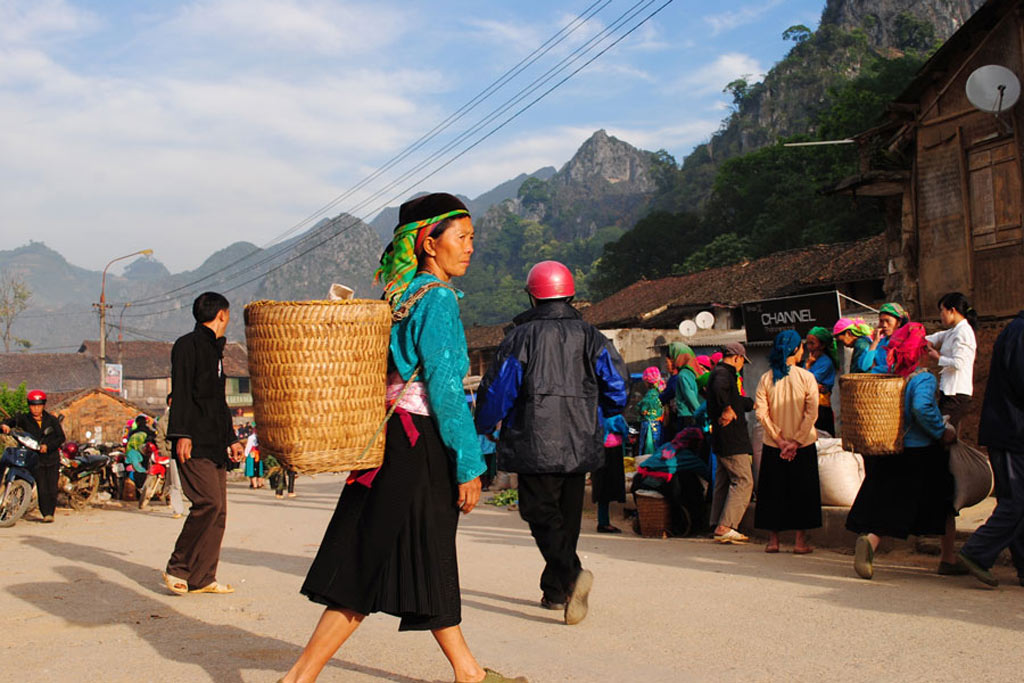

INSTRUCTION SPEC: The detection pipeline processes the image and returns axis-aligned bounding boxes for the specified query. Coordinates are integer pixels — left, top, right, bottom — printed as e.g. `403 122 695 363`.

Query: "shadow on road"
6 564 435 683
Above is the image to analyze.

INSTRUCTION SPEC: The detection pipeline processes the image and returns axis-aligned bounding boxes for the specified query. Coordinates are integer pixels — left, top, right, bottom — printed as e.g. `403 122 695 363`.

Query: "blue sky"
1 0 825 271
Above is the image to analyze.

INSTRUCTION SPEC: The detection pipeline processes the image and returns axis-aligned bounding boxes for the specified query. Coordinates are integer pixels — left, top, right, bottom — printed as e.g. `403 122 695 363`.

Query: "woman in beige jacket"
754 330 821 554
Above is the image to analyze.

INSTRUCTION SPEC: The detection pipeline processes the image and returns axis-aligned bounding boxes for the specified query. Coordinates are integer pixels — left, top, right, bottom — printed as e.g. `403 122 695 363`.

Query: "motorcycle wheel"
66 474 99 511
0 480 33 527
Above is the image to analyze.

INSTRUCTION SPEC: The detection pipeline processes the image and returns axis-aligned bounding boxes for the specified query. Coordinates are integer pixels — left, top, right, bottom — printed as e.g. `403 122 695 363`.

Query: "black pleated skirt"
845 443 954 539
301 412 461 631
591 445 626 504
754 443 822 531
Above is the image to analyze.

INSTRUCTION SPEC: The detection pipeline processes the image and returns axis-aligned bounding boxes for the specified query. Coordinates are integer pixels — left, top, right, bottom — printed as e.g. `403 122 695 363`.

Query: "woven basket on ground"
838 373 906 456
634 490 671 538
244 299 391 474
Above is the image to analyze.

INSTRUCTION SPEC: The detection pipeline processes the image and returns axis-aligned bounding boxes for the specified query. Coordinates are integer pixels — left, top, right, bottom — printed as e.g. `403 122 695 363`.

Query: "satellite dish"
695 311 715 330
966 65 1021 114
678 319 698 337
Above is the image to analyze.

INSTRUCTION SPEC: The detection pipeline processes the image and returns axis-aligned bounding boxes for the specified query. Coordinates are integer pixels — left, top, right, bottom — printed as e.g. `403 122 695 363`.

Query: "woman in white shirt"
926 292 978 428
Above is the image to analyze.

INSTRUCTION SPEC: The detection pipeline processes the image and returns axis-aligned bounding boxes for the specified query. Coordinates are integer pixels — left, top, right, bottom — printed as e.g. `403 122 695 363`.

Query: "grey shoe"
958 551 998 588
564 569 593 626
854 535 874 580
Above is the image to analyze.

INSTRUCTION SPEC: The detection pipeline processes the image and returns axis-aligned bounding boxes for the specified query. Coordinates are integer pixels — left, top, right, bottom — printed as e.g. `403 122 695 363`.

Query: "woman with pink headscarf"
845 323 959 580
637 366 665 456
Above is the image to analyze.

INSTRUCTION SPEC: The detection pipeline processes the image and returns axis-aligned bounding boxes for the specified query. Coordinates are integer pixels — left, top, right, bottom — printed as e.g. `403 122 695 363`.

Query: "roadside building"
50 388 152 446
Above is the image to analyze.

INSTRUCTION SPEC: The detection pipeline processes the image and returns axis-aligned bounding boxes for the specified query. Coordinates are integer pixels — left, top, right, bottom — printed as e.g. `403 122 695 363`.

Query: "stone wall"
56 393 152 446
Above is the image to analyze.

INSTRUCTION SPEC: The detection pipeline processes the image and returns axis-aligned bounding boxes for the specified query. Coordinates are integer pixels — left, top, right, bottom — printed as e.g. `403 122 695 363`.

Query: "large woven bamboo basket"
244 299 391 474
838 373 906 456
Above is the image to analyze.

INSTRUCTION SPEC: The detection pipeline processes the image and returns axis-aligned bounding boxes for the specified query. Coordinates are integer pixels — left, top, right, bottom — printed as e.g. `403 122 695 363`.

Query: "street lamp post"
96 249 153 386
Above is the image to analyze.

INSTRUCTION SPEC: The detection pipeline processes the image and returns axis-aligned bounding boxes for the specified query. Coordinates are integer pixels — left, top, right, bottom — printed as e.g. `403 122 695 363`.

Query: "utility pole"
96 249 153 386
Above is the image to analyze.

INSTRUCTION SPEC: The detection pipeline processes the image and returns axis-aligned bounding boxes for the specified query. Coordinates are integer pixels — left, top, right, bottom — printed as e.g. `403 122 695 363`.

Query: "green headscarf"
807 326 840 369
878 302 908 322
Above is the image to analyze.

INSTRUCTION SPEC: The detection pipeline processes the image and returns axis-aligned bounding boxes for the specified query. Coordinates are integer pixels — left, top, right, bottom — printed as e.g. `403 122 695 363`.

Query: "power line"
120 0 673 318
125 1 610 309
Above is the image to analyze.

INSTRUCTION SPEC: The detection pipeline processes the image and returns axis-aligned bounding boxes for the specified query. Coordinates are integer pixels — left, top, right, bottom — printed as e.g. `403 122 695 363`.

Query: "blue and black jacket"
475 300 628 474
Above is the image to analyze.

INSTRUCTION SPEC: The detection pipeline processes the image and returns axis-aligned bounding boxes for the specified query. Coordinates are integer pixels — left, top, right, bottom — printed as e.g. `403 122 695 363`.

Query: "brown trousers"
710 453 754 530
166 457 227 590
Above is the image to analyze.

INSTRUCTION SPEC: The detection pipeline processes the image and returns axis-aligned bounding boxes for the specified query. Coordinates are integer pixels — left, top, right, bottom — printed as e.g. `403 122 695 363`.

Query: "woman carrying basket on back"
845 323 959 580
283 194 526 683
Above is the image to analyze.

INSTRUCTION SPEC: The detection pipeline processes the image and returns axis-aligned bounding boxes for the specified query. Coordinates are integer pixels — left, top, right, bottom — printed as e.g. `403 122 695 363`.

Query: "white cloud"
166 0 408 55
703 0 785 36
0 0 99 44
671 52 764 96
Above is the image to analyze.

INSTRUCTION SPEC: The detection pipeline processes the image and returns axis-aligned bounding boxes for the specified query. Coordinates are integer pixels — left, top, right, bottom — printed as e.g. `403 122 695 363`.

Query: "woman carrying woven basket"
845 323 959 580
284 194 526 683
754 330 821 554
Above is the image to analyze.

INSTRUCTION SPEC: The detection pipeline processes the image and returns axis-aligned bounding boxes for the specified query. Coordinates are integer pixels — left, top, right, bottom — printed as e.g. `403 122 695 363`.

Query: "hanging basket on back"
838 374 906 456
244 299 391 474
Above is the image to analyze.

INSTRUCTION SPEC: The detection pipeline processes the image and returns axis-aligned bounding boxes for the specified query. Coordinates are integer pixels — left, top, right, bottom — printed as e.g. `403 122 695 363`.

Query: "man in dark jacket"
163 292 243 596
706 342 755 544
2 390 65 522
476 261 628 625
958 311 1024 588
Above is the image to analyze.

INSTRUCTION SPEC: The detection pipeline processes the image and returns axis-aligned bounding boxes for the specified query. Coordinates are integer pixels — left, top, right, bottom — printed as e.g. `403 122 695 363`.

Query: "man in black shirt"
706 342 755 544
2 390 65 522
163 292 243 595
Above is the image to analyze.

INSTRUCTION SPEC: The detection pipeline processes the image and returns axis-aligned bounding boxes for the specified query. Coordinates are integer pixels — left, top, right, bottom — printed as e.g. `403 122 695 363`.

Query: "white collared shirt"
925 318 977 396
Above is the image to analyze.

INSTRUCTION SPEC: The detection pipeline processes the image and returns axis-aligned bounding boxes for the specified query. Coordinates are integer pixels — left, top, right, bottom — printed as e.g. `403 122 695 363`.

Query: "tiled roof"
78 340 249 378
0 353 99 394
464 323 510 352
582 235 885 329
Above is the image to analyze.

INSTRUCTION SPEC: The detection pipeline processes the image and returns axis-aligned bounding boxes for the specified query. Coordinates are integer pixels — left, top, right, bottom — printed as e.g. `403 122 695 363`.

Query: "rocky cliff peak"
554 129 657 193
823 0 986 52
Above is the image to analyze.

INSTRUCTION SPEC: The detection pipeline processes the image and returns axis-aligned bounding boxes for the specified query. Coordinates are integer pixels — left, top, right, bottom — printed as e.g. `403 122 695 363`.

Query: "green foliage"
647 149 678 193
723 77 751 110
517 176 551 206
0 382 27 419
893 12 937 53
676 233 752 274
783 24 811 44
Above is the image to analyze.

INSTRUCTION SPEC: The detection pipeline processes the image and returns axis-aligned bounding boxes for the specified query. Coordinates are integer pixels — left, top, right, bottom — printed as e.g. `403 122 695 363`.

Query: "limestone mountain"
658 0 986 214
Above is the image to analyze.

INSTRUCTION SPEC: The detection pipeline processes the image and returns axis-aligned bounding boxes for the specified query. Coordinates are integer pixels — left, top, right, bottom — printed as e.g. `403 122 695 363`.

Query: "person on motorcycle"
1 390 66 523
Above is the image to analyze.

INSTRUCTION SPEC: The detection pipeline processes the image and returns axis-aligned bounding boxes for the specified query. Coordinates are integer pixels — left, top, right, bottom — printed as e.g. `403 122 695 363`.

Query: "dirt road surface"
2 475 1022 682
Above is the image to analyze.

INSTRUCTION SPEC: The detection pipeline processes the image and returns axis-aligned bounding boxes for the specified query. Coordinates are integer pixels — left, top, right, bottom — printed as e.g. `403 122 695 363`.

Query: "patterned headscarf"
879 302 909 324
769 329 803 381
886 322 928 377
642 366 665 391
833 317 873 337
807 326 840 368
374 193 470 307
695 355 711 372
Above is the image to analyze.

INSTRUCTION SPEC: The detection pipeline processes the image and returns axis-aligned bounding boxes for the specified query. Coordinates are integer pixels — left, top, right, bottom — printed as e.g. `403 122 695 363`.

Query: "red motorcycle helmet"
62 442 80 458
27 390 47 405
525 261 575 300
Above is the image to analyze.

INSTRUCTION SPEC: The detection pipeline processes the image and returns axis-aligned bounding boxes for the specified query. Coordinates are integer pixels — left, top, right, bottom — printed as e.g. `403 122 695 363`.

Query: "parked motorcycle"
139 445 170 510
58 441 109 511
0 429 40 527
102 447 126 500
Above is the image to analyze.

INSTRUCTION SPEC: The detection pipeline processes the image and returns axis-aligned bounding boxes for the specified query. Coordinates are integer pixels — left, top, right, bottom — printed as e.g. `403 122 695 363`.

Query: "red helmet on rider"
525 261 575 300
27 390 47 405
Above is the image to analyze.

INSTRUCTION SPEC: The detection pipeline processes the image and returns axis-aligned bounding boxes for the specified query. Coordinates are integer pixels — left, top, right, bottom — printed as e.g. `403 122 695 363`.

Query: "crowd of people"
4 189 1023 683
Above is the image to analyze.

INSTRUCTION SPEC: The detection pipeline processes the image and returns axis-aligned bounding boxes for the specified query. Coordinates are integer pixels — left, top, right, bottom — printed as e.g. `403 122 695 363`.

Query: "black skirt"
591 445 626 504
754 443 822 531
301 413 461 631
845 443 954 539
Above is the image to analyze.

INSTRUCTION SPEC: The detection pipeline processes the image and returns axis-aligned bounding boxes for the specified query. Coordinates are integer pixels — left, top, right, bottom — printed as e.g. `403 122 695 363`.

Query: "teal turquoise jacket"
850 336 874 373
902 371 947 448
674 367 700 416
390 273 486 484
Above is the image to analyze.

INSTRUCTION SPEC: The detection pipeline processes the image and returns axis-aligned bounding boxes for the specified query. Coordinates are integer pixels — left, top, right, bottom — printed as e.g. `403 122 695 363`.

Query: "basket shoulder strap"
355 365 422 465
392 281 458 322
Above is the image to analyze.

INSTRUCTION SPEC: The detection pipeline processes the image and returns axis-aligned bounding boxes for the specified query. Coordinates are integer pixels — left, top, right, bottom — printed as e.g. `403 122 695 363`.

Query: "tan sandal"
189 581 235 594
162 572 188 595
